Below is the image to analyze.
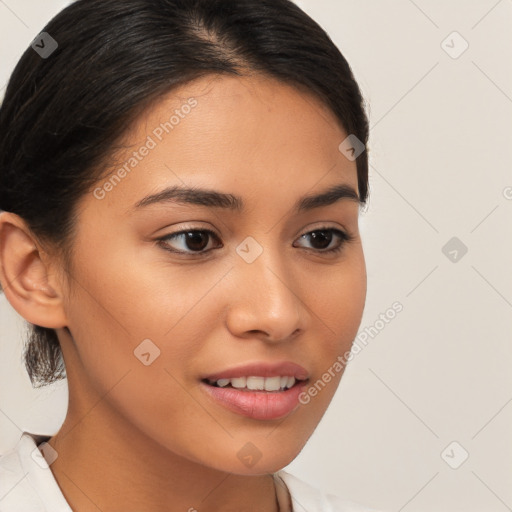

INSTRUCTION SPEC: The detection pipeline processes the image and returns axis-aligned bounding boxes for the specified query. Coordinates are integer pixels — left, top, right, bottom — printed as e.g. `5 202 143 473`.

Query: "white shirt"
0 432 380 511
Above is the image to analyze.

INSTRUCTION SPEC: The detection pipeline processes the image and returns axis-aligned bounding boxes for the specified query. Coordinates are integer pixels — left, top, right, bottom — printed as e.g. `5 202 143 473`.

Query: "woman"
0 0 379 510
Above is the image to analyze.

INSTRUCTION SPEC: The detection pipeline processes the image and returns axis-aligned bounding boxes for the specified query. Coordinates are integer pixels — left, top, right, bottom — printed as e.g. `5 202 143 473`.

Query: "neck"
47 404 282 511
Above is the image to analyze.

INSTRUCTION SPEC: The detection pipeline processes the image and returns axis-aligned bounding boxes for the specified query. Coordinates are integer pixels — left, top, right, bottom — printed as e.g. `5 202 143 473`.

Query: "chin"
219 436 309 476
221 454 299 476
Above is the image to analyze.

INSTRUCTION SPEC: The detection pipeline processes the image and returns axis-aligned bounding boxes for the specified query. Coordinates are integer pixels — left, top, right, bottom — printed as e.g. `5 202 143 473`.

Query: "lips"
199 361 310 420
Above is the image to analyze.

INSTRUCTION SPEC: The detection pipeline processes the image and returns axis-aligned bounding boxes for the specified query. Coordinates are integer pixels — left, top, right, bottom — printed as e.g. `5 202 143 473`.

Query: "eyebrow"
132 183 362 213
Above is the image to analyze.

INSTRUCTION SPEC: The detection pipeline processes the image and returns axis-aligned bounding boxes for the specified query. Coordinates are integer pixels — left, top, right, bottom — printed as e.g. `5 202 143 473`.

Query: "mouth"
202 375 304 392
199 362 310 420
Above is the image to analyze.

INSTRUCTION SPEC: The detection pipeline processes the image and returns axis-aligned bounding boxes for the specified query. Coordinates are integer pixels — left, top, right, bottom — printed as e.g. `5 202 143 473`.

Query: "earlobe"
0 211 68 328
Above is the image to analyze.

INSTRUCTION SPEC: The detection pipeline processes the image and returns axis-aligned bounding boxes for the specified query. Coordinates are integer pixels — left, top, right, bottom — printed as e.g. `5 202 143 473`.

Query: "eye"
157 229 221 255
156 226 354 256
294 227 354 254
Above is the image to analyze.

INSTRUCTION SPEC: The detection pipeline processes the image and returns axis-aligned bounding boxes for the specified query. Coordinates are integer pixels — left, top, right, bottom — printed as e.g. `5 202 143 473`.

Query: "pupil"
186 232 208 251
310 230 332 250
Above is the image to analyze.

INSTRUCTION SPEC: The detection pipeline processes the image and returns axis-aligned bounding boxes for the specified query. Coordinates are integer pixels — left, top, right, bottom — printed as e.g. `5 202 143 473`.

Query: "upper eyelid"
161 220 351 237
158 228 221 252
160 224 348 241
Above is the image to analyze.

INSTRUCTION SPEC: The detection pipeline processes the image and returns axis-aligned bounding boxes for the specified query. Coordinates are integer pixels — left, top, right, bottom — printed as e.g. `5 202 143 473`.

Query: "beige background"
1 1 511 510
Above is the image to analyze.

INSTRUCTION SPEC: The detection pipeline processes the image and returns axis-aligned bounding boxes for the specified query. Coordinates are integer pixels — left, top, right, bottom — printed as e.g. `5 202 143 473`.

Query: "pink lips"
200 361 309 421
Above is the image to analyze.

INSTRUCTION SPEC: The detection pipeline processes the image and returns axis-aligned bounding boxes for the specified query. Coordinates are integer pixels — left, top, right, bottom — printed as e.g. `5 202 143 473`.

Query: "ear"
0 211 68 328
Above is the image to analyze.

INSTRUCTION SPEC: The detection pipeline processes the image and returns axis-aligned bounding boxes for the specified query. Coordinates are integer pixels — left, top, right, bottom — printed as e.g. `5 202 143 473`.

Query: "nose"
225 251 306 343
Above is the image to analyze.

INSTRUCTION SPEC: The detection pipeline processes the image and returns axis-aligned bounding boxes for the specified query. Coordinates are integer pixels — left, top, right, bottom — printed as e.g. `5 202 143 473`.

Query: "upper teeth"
210 376 296 391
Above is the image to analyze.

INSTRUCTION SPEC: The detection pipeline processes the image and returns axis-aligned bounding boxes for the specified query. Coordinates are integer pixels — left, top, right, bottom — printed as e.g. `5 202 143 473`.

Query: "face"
56 73 366 474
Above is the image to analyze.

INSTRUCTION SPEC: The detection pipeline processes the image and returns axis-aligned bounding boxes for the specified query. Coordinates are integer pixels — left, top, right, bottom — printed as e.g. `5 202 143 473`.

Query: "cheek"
66 235 223 347
302 255 366 403
63 277 218 458
81 237 232 339
61 241 230 427
306 255 366 344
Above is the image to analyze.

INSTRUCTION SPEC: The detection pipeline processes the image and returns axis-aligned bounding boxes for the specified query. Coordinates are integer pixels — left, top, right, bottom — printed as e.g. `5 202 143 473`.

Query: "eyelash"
156 226 355 256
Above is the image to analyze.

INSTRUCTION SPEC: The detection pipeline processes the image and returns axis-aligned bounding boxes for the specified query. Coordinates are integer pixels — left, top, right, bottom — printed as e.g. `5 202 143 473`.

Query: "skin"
0 72 367 511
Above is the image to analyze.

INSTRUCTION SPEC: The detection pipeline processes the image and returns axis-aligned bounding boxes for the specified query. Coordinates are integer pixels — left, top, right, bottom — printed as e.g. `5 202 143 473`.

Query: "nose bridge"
227 237 304 340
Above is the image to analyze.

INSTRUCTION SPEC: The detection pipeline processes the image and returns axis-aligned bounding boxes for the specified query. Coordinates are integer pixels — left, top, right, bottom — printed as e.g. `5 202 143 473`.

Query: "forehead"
89 73 358 214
